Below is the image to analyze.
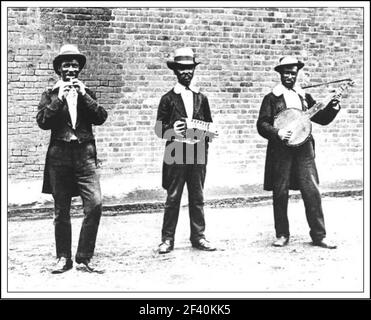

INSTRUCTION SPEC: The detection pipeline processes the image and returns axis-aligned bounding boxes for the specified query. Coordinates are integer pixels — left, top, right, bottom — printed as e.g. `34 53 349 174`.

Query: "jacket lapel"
192 92 201 119
275 95 287 115
173 91 188 118
75 96 82 128
52 86 74 128
61 101 73 128
298 95 308 111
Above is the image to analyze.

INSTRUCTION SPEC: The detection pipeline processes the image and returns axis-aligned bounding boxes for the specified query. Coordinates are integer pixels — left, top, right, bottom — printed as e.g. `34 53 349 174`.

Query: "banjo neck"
304 79 354 119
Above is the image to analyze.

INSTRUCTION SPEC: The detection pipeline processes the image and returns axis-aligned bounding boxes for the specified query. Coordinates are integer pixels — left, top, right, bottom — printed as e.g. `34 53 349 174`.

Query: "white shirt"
173 82 199 119
53 80 78 139
272 83 303 110
284 88 302 109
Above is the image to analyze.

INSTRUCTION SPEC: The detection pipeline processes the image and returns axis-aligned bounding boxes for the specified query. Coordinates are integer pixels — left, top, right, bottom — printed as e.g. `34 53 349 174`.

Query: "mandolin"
273 79 354 147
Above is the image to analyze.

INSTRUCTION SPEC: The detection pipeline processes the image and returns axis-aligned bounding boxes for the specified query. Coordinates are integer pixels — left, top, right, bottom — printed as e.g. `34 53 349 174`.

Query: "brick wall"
7 7 364 186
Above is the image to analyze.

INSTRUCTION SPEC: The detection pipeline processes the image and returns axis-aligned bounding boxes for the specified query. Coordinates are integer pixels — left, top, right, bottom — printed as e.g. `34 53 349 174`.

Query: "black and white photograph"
1 1 370 301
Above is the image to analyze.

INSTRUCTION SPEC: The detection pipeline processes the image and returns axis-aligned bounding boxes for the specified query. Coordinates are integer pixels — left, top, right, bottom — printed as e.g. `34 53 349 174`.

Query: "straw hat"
166 47 200 70
274 56 304 73
53 44 86 75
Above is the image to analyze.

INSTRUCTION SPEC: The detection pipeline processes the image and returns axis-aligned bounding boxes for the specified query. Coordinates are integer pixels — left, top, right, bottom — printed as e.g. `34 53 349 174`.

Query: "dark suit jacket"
257 90 340 191
155 88 213 190
37 87 107 195
37 88 107 142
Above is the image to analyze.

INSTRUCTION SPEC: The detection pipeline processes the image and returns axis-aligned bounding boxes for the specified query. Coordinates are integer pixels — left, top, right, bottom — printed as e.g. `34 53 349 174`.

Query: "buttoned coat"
155 88 213 190
257 89 340 191
36 87 107 196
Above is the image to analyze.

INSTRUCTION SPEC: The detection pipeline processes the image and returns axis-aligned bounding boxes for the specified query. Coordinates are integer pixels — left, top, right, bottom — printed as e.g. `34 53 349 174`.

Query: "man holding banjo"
256 56 346 249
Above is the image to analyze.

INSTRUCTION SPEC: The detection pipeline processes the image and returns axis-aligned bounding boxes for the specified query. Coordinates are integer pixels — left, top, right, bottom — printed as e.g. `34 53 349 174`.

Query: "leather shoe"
312 239 337 249
192 238 216 251
51 257 73 274
273 236 289 247
76 257 104 273
159 240 174 254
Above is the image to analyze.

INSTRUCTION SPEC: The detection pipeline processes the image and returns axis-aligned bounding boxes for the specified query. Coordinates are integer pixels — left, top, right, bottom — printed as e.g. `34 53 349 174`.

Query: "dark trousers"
48 140 102 260
272 141 326 241
162 164 206 244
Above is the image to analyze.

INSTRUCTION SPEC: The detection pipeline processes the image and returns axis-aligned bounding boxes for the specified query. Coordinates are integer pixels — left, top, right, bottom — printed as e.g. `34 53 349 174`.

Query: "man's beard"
180 74 192 86
283 79 295 89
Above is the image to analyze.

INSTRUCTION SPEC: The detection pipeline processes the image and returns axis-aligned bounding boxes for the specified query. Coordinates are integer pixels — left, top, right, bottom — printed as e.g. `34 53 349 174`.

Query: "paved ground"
6 194 365 297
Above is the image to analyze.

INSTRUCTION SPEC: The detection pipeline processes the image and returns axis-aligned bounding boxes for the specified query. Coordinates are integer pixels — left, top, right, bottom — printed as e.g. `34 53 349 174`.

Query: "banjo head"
274 108 312 147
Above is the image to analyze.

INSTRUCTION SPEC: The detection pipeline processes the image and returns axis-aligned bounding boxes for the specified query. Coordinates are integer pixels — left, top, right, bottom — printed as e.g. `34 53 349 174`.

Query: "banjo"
273 79 354 147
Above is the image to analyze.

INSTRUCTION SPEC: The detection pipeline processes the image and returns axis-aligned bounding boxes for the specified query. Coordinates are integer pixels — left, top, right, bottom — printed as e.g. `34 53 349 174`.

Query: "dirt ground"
6 195 365 298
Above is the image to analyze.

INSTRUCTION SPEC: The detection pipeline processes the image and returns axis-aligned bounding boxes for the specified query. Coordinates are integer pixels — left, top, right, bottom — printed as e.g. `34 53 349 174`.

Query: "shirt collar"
173 82 199 94
52 79 64 91
272 83 305 98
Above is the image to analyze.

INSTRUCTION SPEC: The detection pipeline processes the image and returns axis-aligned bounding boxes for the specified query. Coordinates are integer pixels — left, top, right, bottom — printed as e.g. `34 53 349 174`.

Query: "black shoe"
272 236 289 247
76 257 105 273
51 257 73 274
159 240 174 254
312 239 337 249
192 239 216 251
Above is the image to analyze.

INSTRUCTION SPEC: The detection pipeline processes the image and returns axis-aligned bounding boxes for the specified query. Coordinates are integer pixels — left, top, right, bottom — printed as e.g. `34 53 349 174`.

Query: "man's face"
174 65 195 87
280 65 298 89
59 59 80 81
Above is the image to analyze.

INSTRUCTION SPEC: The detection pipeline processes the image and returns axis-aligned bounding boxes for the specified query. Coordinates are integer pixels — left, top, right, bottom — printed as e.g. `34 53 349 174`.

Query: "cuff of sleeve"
332 103 341 111
273 127 280 137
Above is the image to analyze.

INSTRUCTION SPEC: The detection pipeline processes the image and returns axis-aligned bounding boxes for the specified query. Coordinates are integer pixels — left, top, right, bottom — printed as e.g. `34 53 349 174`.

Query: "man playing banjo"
257 56 342 249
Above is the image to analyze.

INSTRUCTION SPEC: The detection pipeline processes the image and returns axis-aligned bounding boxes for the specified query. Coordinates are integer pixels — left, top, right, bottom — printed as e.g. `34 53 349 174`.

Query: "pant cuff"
75 252 93 259
190 236 205 244
57 253 72 259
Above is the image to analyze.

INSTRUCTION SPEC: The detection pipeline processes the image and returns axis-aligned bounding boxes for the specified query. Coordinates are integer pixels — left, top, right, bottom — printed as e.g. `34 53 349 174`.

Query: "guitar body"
274 108 312 147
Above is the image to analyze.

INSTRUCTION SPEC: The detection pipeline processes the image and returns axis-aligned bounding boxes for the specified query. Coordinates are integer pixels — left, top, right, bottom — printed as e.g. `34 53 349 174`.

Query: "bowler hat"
274 56 304 73
166 47 200 70
53 44 86 75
